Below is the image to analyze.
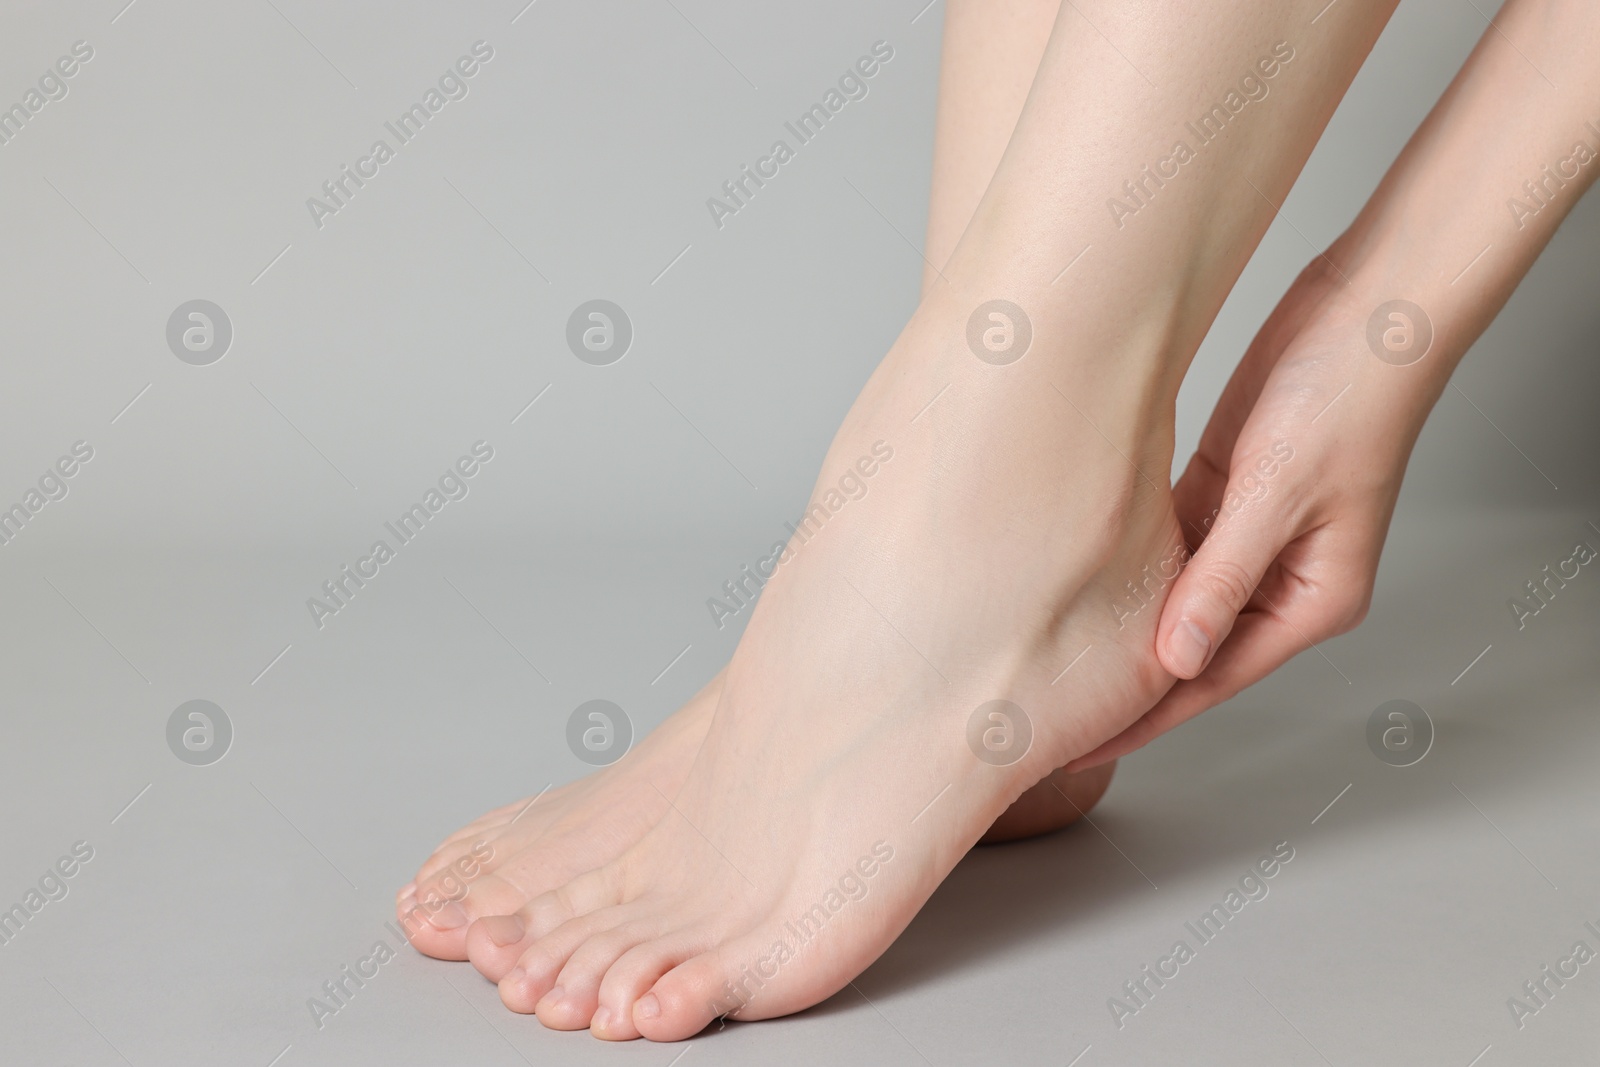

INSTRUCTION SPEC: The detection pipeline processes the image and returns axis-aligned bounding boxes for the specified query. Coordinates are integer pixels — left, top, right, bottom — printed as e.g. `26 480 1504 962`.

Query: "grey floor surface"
2 503 1597 1066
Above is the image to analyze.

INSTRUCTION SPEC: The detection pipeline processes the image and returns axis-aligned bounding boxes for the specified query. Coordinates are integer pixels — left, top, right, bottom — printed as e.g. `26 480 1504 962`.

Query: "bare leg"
923 0 1062 294
485 0 1401 1040
401 0 1090 945
922 0 1120 842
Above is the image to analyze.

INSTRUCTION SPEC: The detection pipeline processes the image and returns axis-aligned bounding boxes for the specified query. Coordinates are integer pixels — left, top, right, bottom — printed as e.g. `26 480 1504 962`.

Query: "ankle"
887 281 1181 482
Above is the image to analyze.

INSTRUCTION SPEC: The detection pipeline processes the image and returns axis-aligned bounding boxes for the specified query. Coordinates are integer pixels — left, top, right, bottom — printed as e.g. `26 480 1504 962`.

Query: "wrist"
1312 227 1477 405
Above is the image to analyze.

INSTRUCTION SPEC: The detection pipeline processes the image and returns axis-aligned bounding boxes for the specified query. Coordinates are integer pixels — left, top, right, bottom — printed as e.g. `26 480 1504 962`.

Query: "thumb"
1158 491 1292 679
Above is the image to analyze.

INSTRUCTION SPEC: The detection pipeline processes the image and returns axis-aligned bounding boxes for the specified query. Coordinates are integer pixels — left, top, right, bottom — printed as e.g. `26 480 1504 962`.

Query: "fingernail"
591 1006 612 1031
484 915 525 946
636 993 660 1020
537 985 565 1012
427 901 468 930
1169 620 1212 677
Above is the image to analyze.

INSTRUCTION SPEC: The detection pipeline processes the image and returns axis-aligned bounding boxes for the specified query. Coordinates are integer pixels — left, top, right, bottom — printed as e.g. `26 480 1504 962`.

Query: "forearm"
1329 0 1600 419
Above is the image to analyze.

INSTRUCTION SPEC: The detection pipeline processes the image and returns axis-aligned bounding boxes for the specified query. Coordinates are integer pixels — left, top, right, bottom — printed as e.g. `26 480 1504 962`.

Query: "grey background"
1 0 1596 1064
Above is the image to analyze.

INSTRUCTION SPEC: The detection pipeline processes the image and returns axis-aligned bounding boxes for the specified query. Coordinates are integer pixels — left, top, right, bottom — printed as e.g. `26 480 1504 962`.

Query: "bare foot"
479 296 1181 1039
981 761 1117 845
400 662 1110 962
396 673 718 960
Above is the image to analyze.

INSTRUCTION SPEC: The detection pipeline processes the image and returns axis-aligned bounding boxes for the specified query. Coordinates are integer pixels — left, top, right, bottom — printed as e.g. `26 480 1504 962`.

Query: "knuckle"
1332 589 1372 633
1306 588 1370 641
1197 558 1258 615
551 883 580 918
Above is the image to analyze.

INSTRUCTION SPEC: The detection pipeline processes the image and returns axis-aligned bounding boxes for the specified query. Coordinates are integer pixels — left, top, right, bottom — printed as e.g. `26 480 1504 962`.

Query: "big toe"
395 890 473 960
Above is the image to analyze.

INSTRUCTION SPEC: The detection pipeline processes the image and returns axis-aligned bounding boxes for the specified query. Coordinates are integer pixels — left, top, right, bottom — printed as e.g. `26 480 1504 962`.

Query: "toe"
497 903 634 1014
416 832 502 886
520 864 626 941
468 864 626 982
592 933 708 1041
402 839 539 959
444 870 541 929
537 922 661 1032
635 949 739 1042
396 889 471 961
466 914 534 982
414 789 560 885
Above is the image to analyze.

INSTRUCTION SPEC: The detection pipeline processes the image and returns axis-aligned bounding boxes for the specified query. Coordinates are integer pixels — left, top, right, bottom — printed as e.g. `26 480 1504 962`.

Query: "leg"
403 0 1090 961
921 0 1123 842
499 0 1399 1040
922 0 1062 294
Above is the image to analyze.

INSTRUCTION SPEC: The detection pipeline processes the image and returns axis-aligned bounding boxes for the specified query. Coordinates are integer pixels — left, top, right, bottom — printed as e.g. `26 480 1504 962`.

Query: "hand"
1070 252 1429 770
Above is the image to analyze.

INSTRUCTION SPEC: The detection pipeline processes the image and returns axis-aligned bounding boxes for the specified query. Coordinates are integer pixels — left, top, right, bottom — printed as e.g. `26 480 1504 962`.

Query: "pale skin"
394 0 1600 1040
1078 0 1600 768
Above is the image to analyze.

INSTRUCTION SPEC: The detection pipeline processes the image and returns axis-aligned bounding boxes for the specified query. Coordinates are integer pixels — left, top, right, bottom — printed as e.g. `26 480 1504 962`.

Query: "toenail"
591 1006 612 1031
1169 620 1212 677
396 881 415 902
636 993 660 1020
485 916 524 946
537 986 565 1011
427 901 468 930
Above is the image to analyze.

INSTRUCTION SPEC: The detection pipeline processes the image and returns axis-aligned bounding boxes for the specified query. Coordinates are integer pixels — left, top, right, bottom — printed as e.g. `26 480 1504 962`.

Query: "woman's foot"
400 664 1115 961
481 293 1183 1039
396 672 720 960
398 661 1114 963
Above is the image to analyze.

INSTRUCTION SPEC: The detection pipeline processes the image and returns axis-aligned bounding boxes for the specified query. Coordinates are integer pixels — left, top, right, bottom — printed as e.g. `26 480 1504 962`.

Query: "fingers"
1157 493 1293 679
1178 259 1341 498
1070 606 1314 770
1078 525 1377 772
1173 256 1348 554
1171 449 1229 553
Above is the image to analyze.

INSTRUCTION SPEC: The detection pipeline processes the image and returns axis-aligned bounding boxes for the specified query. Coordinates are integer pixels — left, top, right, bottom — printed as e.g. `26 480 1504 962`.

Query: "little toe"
634 950 741 1042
